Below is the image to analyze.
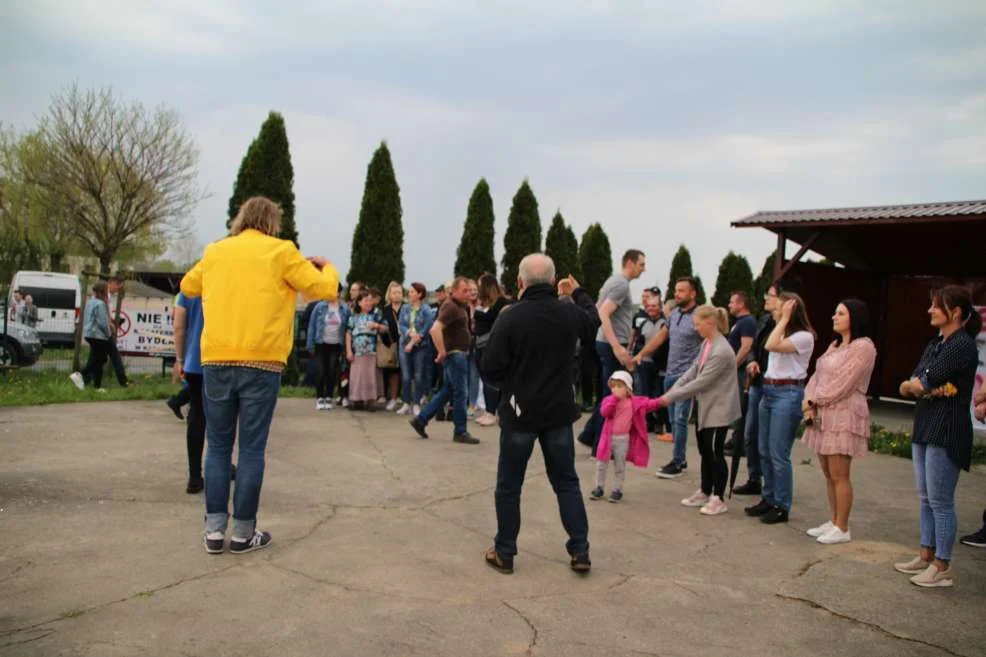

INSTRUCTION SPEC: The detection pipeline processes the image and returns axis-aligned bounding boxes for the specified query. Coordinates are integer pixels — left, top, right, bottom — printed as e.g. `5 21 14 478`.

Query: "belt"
763 378 804 386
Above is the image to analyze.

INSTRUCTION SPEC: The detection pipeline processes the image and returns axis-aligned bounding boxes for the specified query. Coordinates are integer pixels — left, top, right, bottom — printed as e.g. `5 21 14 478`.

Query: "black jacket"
480 284 600 431
748 313 776 387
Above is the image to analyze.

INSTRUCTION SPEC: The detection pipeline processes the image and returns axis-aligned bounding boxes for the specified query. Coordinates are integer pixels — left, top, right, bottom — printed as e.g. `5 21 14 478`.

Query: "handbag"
376 341 399 369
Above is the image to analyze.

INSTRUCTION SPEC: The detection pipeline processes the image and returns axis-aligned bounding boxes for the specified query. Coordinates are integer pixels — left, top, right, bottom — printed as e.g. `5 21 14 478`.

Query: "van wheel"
0 338 21 368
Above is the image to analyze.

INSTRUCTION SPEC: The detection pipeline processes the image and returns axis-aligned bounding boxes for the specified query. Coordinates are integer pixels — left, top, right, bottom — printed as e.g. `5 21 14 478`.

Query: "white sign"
114 297 175 357
974 306 986 432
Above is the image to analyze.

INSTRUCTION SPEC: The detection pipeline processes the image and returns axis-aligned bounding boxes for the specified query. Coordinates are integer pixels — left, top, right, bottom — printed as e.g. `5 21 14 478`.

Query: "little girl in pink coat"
591 370 658 503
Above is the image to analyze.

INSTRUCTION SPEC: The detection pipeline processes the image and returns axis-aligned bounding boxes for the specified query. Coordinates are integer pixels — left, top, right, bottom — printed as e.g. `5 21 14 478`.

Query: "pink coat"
598 395 658 468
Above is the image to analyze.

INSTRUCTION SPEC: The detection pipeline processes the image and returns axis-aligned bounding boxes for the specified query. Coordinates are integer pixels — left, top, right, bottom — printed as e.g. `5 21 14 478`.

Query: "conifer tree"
544 211 581 280
711 251 755 308
500 180 542 295
347 142 405 291
578 223 613 300
453 179 496 278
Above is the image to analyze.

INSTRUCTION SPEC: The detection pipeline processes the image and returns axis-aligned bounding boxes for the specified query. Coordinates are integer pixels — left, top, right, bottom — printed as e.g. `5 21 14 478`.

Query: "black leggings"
185 373 205 480
698 426 730 499
314 343 343 399
82 338 111 388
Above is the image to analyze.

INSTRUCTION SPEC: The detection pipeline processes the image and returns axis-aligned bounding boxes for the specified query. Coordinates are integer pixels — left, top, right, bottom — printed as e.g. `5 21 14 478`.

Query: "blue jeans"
494 424 589 558
912 443 961 561
758 384 803 512
744 384 764 481
399 344 431 405
577 341 621 450
417 352 468 435
202 366 281 538
665 373 693 465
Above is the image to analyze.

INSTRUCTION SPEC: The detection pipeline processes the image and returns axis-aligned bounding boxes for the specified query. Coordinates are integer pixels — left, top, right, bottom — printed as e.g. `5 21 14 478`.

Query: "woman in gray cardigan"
659 305 742 516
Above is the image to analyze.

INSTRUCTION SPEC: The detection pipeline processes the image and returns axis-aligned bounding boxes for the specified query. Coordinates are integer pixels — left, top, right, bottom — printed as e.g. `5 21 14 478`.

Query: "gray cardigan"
662 333 741 430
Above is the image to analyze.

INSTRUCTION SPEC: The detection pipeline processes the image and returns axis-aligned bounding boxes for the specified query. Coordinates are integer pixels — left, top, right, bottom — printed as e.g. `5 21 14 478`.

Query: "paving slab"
0 399 983 656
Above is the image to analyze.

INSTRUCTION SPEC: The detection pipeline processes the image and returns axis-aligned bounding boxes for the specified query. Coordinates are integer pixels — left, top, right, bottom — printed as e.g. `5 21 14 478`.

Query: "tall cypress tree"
226 111 298 246
752 249 777 314
544 211 581 280
711 251 755 307
694 275 708 305
454 178 496 278
500 180 542 295
578 223 612 300
665 244 694 300
347 142 405 291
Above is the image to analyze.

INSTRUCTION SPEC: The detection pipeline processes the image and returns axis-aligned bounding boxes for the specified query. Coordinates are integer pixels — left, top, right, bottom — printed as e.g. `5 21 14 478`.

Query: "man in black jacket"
480 254 600 575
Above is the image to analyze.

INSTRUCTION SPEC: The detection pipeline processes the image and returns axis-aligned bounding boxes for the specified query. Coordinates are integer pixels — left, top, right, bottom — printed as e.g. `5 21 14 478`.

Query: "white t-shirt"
764 330 814 380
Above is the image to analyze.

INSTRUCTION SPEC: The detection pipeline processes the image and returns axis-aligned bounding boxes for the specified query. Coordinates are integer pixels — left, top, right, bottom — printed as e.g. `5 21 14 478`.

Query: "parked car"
1 318 43 368
8 271 82 345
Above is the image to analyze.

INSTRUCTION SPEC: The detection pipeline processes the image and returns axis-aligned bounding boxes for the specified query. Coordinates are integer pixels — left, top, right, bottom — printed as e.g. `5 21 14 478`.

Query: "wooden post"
773 231 786 282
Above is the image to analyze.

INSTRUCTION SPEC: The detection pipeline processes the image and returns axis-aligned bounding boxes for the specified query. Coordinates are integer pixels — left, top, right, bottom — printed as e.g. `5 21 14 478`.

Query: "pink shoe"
700 495 727 516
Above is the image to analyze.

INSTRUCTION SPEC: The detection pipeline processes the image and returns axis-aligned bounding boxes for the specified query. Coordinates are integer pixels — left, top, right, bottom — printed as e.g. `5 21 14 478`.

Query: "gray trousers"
595 435 629 491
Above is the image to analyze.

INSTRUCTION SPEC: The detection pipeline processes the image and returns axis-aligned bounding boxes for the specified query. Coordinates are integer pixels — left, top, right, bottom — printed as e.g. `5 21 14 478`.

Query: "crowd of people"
76 194 980 588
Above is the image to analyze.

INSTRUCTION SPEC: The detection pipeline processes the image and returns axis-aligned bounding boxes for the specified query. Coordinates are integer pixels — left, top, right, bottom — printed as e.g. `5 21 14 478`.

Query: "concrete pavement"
1 399 984 656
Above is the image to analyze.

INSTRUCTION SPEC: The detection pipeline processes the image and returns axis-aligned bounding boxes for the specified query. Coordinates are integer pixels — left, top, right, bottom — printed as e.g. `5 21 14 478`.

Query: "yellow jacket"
180 229 339 365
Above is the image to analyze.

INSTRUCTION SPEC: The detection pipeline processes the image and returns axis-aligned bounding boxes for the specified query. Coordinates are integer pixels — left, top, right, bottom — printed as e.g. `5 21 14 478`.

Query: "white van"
8 271 82 345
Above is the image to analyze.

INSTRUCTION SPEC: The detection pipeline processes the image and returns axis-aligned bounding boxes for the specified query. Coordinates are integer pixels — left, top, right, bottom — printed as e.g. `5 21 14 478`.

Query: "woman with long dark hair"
801 299 877 544
474 274 511 426
894 286 980 588
745 292 815 525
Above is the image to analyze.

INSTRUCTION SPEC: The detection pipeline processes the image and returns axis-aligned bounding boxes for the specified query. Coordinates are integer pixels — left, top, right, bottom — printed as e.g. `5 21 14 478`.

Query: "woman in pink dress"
801 299 877 545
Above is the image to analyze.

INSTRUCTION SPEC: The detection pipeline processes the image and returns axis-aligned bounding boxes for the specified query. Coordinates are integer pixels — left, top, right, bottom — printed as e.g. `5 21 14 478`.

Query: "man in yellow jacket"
181 196 339 555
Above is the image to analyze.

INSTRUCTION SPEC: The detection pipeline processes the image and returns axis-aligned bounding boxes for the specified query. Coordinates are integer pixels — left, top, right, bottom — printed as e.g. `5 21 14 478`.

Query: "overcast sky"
3 1 984 297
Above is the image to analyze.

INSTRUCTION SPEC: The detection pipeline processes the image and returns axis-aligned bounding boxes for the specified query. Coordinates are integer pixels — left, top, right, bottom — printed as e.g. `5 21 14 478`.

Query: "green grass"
868 423 986 465
0 369 313 407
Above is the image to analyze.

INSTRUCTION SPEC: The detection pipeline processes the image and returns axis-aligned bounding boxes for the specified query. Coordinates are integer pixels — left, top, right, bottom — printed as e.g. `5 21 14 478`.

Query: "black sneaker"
744 499 774 517
409 418 429 439
570 552 591 574
609 490 623 504
732 481 762 496
453 432 480 445
760 507 789 525
485 547 514 574
959 527 986 548
186 477 203 494
203 532 225 555
229 530 272 554
166 396 184 421
655 461 687 479
589 487 604 501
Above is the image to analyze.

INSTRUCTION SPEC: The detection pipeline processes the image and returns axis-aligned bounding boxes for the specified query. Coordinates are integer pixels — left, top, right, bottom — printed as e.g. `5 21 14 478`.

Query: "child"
591 370 656 503
346 290 388 411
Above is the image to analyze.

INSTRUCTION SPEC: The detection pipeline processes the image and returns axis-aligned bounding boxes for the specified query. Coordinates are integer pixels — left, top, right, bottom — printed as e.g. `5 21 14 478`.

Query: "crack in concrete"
0 563 242 641
0 560 32 584
0 629 53 649
776 593 970 657
349 413 403 483
501 601 538 656
795 558 826 578
266 561 439 602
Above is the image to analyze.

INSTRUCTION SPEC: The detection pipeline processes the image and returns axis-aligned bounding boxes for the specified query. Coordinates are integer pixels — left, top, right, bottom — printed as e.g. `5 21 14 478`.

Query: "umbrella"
727 378 751 499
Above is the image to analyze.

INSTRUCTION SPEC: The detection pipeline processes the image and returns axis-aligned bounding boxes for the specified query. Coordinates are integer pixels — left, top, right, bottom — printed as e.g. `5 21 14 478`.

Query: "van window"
17 286 77 310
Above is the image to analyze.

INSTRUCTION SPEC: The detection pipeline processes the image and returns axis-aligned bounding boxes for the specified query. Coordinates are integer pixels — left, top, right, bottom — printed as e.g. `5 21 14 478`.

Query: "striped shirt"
911 330 978 471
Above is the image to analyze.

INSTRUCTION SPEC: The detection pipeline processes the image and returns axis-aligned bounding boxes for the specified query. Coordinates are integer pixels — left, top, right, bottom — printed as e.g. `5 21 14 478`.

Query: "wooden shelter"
732 200 986 399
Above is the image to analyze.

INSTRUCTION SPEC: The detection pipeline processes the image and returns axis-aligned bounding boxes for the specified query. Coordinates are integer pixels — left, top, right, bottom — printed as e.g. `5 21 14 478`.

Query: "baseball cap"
645 286 661 296
608 370 633 389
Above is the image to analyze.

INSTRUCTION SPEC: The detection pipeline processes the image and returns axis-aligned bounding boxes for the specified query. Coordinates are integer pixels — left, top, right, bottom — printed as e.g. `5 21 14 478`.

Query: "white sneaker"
681 490 709 508
807 521 834 538
342 398 350 408
385 399 398 412
413 404 421 417
324 401 334 410
69 372 85 390
377 396 387 405
910 564 954 588
96 388 107 393
396 403 411 415
700 495 728 516
817 526 852 545
316 398 326 411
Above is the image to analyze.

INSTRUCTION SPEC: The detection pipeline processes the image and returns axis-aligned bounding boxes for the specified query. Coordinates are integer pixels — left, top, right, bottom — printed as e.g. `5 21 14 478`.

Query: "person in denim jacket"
397 282 436 416
306 285 346 410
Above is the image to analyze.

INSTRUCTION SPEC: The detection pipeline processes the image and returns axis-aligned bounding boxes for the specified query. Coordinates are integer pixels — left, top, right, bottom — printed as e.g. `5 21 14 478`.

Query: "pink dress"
801 337 877 457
